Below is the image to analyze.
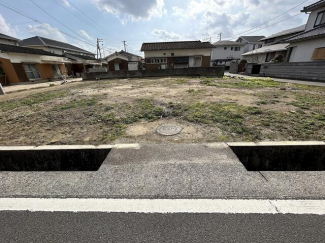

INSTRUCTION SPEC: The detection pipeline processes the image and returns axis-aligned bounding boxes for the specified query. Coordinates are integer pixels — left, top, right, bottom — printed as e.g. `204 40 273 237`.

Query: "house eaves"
284 25 325 43
141 41 214 51
242 43 290 56
260 25 306 41
301 0 325 12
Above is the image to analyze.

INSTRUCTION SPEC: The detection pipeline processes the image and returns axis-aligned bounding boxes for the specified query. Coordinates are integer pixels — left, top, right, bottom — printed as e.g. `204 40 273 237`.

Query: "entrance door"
51 65 62 78
114 63 120 71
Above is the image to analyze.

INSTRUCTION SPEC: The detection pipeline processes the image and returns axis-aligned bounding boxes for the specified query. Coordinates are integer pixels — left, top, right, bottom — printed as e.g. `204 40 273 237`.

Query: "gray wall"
260 62 325 82
82 67 225 80
229 63 238 74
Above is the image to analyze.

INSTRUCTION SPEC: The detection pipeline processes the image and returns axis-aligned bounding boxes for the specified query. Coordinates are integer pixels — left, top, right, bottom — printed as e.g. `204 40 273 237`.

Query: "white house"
242 25 306 64
141 41 214 70
211 40 245 68
236 36 265 53
103 50 141 71
0 33 19 46
285 0 325 62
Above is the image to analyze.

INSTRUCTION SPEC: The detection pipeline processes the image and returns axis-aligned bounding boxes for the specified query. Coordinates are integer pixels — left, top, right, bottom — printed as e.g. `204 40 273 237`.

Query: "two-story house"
285 0 325 62
210 40 245 68
141 41 214 70
235 36 265 53
242 25 306 64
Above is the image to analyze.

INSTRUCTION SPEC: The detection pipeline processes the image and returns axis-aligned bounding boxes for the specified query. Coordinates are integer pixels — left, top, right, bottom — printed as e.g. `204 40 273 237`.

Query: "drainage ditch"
230 145 325 171
0 148 111 171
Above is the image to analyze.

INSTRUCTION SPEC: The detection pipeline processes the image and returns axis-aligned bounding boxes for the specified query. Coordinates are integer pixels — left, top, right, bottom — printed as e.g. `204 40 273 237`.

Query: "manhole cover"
157 124 182 136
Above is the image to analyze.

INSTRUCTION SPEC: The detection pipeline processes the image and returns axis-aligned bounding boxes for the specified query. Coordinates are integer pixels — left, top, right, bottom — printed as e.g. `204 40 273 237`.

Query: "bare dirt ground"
0 76 324 145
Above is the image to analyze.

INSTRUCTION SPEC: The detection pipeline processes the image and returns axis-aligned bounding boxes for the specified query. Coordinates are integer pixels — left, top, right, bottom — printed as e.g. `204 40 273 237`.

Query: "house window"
51 65 62 78
312 47 325 60
23 64 41 80
234 47 241 51
231 47 234 51
315 11 325 27
193 56 202 67
146 58 167 64
265 52 276 62
224 47 227 50
171 53 174 56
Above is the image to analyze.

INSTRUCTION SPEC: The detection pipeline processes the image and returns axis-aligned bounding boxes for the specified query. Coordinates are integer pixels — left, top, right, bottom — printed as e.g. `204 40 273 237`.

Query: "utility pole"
122 40 127 52
218 33 222 41
97 38 103 59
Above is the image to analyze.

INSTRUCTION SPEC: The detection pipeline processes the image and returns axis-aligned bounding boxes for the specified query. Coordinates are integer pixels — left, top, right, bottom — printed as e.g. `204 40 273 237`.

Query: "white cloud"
152 29 182 41
62 0 70 7
28 23 67 42
91 0 167 22
0 14 17 37
171 0 308 41
78 30 93 41
72 41 96 54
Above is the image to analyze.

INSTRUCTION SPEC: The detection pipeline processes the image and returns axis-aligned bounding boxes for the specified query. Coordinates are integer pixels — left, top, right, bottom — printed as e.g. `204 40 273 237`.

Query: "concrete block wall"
260 62 325 82
82 67 225 80
229 63 238 74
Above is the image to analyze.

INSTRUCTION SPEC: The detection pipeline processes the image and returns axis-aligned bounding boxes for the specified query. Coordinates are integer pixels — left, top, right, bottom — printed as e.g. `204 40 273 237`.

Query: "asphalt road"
1 212 324 243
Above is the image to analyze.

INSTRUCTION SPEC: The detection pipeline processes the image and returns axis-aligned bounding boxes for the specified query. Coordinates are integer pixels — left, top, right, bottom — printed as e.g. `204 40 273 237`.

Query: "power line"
0 0 96 48
222 0 311 40
228 13 302 41
211 0 310 41
29 0 92 44
64 0 120 41
51 0 120 42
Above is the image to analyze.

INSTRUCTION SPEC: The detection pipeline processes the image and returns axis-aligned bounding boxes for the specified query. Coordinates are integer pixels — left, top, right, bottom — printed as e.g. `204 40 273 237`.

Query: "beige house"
141 41 214 70
0 43 69 85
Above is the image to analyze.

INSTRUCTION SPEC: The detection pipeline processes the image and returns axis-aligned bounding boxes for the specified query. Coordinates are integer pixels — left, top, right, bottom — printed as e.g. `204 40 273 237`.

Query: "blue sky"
0 0 312 56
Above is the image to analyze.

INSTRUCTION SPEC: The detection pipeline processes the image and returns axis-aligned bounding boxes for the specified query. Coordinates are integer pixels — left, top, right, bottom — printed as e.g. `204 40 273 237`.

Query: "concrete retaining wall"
260 62 325 82
82 67 225 80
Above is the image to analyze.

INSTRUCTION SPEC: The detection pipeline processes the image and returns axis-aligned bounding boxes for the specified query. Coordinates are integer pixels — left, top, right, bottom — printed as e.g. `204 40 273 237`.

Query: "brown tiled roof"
141 41 214 51
302 0 325 12
0 43 62 57
284 25 325 42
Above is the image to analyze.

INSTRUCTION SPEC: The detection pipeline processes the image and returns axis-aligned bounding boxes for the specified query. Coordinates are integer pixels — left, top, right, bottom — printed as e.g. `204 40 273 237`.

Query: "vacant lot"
0 76 324 145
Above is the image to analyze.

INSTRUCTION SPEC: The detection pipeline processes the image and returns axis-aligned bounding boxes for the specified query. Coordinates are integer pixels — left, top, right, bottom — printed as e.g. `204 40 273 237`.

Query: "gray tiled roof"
284 25 325 42
141 41 214 51
237 36 265 43
0 43 62 57
242 43 289 56
20 36 94 55
65 53 98 61
260 25 306 41
302 0 325 12
0 33 19 41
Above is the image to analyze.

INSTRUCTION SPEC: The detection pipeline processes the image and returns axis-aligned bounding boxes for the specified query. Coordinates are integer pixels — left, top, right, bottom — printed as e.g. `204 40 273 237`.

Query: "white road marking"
0 199 325 214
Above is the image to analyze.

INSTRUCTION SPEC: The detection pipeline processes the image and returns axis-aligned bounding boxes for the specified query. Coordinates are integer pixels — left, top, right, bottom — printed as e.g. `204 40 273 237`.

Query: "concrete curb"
0 144 141 151
228 141 325 146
